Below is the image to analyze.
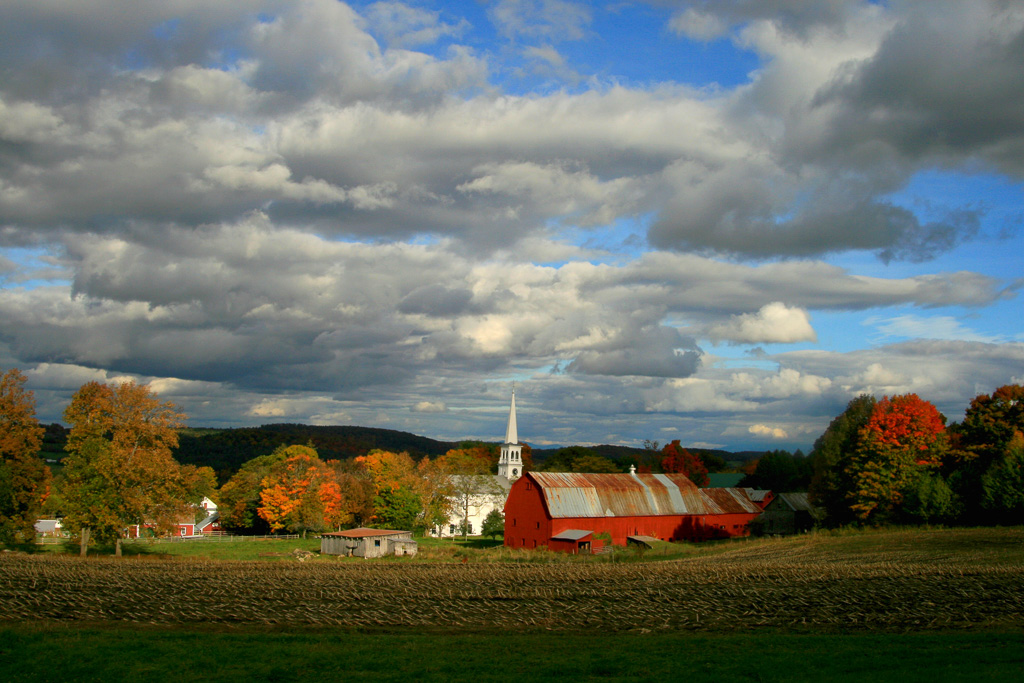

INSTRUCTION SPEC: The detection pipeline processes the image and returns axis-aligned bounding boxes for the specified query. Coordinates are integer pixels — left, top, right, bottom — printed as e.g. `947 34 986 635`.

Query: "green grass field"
4 527 1023 681
2 626 1023 682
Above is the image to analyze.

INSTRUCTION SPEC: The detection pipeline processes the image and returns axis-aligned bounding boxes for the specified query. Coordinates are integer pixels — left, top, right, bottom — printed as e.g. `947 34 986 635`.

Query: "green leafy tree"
949 384 1024 523
740 450 812 492
809 395 876 526
900 470 961 525
61 380 189 556
482 508 504 539
570 453 620 474
538 446 596 472
372 486 421 530
979 432 1024 524
0 368 51 544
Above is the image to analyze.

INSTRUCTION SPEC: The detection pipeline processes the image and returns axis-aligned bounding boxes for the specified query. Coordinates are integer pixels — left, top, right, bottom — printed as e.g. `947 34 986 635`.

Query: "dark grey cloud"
399 285 474 316
808 1 1024 174
664 0 858 39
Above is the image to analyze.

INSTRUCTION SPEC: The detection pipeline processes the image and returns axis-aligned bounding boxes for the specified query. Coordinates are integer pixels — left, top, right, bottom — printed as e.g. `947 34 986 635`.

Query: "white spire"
504 386 518 445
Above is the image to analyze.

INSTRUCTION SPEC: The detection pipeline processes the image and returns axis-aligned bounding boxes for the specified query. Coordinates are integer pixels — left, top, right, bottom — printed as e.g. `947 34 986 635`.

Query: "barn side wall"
503 476 553 549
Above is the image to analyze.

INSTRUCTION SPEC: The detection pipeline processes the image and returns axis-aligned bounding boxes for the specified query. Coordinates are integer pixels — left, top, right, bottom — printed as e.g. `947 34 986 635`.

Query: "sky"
1 0 1022 452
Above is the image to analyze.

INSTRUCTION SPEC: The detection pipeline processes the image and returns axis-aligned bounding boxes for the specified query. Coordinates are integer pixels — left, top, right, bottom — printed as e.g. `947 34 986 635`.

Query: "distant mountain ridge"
174 424 459 480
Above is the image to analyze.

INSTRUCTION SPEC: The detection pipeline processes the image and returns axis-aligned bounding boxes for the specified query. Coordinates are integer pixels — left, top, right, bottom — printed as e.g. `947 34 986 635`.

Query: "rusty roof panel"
529 472 712 518
699 488 762 515
322 528 409 538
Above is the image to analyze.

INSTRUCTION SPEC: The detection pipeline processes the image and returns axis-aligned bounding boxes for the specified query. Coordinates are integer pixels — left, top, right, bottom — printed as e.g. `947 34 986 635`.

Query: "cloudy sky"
2 0 1022 452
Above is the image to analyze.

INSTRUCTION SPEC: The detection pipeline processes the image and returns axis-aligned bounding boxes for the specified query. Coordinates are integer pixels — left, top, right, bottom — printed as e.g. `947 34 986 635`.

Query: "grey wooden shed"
321 528 418 558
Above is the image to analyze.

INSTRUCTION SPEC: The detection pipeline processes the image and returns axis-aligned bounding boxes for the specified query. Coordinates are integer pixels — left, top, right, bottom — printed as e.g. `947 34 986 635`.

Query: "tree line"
805 387 1024 527
1 367 514 551
3 364 1022 552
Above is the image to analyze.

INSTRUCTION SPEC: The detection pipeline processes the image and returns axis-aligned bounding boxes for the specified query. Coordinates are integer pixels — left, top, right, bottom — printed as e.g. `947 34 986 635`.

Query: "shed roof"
527 472 760 518
743 488 773 503
551 529 594 541
323 528 410 538
771 492 823 518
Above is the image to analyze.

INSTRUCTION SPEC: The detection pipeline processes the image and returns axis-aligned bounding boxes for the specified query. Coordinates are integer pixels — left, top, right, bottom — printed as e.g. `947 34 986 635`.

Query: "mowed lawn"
3 527 1023 682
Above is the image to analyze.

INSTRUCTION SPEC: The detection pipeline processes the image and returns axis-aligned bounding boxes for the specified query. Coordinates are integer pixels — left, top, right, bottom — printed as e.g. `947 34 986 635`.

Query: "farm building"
321 528 418 558
758 492 823 535
431 474 511 538
34 519 63 537
744 488 775 509
126 497 222 539
503 469 762 552
127 520 196 539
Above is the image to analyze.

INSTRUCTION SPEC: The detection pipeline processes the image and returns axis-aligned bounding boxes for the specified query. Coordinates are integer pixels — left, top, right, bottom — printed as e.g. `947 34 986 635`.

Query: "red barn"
504 471 762 552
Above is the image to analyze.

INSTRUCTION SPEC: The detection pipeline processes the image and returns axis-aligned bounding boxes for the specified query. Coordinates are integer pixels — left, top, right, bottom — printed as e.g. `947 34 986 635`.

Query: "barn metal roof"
527 472 760 519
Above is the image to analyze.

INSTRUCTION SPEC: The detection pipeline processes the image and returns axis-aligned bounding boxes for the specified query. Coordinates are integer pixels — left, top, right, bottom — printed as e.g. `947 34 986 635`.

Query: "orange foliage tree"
256 445 366 536
61 380 191 556
845 394 948 523
660 440 709 486
0 368 51 544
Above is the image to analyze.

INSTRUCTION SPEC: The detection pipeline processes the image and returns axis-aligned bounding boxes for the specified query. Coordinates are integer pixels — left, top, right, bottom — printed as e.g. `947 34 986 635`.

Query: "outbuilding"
503 470 762 551
758 492 822 535
321 528 418 558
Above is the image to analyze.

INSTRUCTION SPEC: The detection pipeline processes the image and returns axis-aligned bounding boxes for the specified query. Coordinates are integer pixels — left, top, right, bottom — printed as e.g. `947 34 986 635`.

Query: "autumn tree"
61 380 189 556
0 368 51 544
257 445 342 536
808 395 876 526
845 394 949 524
218 451 288 533
323 458 376 530
356 450 426 531
660 441 709 486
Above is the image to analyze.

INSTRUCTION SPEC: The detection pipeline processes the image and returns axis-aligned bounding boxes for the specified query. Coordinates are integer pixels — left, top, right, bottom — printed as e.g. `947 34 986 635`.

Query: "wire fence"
37 534 301 545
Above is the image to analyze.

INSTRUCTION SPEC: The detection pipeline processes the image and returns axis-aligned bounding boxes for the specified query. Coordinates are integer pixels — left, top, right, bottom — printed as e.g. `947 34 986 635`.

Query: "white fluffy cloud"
749 424 789 440
707 303 817 344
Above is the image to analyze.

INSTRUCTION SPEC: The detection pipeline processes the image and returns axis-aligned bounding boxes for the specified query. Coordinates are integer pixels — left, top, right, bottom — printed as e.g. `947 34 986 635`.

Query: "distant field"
4 528 1023 681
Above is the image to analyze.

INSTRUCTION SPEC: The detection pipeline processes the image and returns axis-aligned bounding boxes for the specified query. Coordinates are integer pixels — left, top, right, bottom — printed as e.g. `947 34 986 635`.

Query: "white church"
431 389 523 538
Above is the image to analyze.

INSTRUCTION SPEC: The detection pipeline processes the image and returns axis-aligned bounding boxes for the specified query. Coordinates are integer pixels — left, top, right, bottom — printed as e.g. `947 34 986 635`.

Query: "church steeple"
504 387 518 445
497 387 523 481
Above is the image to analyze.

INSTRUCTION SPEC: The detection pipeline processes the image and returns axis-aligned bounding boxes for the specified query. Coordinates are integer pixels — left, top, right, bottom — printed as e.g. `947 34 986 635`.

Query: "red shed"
503 471 761 551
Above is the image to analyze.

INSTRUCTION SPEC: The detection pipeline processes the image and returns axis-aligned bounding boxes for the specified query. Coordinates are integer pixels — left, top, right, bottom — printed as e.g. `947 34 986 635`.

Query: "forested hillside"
173 424 458 482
